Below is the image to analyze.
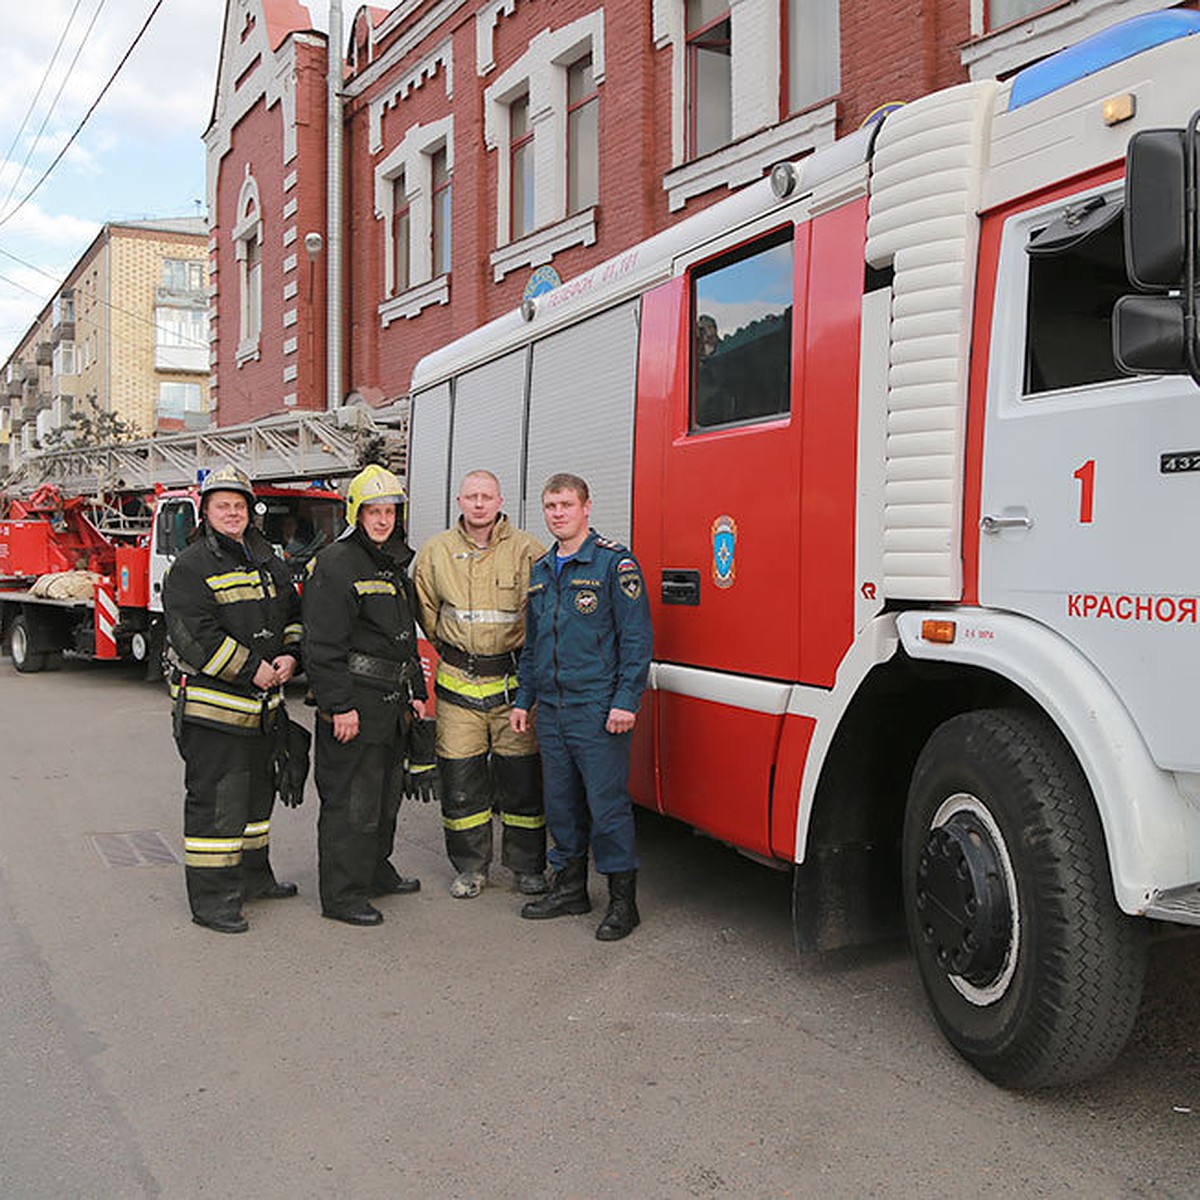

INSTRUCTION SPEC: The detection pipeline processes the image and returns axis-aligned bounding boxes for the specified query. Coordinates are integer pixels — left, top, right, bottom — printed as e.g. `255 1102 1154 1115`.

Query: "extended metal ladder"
2 404 408 496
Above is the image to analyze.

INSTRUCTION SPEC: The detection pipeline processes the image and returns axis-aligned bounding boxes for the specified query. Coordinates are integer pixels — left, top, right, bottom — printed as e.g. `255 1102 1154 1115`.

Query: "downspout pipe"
327 0 344 411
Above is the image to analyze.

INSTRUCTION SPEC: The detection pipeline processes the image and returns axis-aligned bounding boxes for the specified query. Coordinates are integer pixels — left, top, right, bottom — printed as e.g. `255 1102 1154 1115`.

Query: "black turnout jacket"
302 525 427 743
164 524 303 734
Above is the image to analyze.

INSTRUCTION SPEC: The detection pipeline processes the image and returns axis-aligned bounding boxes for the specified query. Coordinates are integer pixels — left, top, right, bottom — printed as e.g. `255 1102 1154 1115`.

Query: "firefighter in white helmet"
302 464 433 925
412 468 548 898
164 464 303 934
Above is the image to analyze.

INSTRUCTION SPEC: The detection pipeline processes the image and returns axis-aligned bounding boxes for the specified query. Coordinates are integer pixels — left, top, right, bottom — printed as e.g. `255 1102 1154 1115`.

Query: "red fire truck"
0 480 343 674
404 13 1200 1087
0 409 398 674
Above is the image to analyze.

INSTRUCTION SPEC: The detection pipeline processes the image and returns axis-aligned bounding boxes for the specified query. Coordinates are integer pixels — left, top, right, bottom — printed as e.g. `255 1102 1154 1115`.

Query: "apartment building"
1 218 210 470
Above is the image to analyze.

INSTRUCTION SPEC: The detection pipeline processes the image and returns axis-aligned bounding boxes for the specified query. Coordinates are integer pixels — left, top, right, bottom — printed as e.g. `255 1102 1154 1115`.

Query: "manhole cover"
89 831 182 868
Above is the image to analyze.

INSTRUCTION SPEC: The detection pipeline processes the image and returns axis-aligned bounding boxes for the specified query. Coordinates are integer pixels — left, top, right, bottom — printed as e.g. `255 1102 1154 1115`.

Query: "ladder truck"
0 407 404 675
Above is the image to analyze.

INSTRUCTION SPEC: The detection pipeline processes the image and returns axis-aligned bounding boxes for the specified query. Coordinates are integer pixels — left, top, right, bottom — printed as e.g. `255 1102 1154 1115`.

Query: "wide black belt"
437 642 519 677
348 651 411 686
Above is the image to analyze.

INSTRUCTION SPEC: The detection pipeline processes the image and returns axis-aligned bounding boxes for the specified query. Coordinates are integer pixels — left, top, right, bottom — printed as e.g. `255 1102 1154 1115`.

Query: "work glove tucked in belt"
403 717 440 803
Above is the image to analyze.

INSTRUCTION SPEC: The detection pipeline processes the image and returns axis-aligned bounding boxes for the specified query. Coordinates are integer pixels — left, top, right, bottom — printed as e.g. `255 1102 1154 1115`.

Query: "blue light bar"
1009 10 1200 110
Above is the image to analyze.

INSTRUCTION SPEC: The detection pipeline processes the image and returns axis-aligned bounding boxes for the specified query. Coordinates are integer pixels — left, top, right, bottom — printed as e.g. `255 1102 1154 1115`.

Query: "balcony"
36 342 53 366
52 291 75 342
155 344 208 372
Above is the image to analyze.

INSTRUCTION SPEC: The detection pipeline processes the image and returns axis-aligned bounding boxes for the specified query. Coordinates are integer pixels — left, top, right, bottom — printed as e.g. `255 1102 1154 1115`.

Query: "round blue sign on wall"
523 265 561 300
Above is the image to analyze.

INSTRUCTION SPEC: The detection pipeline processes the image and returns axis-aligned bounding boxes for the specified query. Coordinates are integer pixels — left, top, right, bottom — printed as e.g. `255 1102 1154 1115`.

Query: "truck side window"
691 229 793 429
1023 196 1127 395
156 502 195 556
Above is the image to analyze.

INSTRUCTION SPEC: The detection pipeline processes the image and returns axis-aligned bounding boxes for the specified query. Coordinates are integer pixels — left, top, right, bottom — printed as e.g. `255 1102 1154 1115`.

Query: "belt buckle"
466 651 477 676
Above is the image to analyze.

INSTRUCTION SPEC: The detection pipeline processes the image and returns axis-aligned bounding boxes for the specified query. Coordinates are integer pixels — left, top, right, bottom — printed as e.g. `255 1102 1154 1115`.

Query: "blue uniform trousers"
536 701 638 874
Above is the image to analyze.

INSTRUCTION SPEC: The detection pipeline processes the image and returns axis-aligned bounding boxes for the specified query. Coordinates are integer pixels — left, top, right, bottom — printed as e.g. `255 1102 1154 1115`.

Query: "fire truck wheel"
9 615 47 674
902 707 1146 1089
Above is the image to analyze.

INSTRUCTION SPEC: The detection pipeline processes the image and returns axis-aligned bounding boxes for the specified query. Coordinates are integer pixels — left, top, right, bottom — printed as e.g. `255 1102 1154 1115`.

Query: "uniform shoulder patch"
594 535 627 551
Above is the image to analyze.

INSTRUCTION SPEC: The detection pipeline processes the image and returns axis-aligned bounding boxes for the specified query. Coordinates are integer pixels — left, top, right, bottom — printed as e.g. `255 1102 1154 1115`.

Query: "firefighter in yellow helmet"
164 465 304 933
302 465 433 925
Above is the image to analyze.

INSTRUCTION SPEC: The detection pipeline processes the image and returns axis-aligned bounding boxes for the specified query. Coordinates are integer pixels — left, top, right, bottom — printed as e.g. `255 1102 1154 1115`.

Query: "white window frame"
483 11 605 278
375 116 454 325
653 0 838 211
52 342 77 378
233 172 263 365
157 381 205 418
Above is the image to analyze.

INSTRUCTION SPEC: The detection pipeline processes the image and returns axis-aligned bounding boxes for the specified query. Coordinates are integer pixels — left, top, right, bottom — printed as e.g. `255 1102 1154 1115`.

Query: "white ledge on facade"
489 208 597 282
235 337 260 366
379 274 451 326
663 101 838 213
960 0 1170 80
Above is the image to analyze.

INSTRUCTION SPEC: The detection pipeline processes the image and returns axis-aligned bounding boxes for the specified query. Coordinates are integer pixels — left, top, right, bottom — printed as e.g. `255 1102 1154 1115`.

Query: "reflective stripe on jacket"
413 515 543 708
164 525 302 735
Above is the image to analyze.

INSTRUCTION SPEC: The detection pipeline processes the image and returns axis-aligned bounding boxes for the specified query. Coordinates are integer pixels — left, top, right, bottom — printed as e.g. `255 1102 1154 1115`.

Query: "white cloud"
0 0 354 359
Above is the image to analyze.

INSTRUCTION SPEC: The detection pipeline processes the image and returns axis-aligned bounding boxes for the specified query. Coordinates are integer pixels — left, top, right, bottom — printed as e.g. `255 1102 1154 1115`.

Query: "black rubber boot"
520 857 591 919
595 870 640 941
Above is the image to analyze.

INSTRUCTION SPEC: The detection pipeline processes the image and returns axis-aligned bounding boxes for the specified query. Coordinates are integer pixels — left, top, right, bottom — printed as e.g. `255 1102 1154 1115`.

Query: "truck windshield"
259 493 346 576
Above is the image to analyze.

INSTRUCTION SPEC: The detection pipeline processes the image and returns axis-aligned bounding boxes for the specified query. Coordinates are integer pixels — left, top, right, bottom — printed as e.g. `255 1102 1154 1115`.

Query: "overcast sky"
0 0 353 360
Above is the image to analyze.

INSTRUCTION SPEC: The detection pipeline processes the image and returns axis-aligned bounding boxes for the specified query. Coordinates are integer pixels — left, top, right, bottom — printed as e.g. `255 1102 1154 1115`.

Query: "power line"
0 0 88 199
0 241 209 367
0 0 109 221
0 0 165 230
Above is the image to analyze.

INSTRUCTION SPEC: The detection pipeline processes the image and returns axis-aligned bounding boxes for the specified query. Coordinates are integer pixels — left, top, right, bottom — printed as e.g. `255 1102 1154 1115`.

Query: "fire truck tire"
9 615 47 674
902 707 1146 1089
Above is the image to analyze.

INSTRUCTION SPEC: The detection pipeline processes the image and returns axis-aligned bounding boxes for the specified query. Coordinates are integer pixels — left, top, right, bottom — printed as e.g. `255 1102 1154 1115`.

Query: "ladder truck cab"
406 13 1200 1088
0 478 344 675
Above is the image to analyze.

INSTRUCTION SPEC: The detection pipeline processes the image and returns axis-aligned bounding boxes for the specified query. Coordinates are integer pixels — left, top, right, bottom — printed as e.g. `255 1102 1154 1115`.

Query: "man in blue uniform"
510 473 653 940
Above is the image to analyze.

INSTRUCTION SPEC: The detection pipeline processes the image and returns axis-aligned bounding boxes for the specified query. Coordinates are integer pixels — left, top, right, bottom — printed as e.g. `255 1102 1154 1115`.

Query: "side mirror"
1124 129 1187 290
1112 294 1187 373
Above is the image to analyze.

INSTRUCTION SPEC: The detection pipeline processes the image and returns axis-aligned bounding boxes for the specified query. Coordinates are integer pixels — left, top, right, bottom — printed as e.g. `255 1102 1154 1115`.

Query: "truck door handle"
661 570 700 606
980 514 1033 534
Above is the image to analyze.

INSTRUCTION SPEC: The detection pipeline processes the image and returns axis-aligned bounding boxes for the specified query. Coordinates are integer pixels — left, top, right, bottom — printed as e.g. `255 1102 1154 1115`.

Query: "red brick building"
207 0 1175 423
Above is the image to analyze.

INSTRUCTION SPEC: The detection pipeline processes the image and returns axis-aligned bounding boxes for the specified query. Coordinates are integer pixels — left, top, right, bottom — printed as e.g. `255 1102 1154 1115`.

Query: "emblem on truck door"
711 515 737 589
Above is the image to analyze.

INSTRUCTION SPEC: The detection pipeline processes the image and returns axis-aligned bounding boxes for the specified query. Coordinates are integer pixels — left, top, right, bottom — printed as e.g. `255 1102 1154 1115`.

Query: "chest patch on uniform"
619 573 642 600
570 577 602 587
574 588 599 614
354 579 397 596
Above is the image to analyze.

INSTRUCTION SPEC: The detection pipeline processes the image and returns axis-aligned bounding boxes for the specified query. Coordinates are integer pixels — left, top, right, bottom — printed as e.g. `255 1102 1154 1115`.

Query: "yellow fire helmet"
200 464 254 511
345 463 405 527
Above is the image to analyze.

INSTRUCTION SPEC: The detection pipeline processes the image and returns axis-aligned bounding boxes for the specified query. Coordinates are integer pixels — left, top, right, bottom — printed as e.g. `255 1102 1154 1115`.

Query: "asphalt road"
1 659 1197 1198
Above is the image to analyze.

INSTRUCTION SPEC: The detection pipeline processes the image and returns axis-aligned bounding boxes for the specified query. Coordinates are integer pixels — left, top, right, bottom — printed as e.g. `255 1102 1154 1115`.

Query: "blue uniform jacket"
515 530 653 713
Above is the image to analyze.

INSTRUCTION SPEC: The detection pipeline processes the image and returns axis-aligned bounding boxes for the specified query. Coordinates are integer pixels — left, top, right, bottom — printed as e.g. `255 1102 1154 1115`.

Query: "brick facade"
209 0 1159 425
206 0 328 426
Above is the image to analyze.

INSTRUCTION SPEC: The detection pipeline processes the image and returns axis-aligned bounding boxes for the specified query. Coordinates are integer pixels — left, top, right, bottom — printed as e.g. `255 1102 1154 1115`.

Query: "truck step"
1143 883 1200 926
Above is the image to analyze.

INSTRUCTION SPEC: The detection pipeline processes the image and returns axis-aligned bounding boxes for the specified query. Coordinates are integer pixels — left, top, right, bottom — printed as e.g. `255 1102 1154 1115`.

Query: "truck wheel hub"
915 813 1013 986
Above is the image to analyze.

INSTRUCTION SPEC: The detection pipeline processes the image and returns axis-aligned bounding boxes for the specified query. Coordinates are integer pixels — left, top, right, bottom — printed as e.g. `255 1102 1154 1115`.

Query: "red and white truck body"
0 481 343 673
406 14 1200 1085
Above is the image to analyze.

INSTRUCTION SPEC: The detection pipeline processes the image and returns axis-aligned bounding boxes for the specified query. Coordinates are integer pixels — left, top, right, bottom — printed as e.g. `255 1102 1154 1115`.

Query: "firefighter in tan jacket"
412 470 548 898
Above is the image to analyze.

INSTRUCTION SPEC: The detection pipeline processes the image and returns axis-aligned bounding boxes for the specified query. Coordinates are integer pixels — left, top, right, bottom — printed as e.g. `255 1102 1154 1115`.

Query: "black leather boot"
520 857 591 919
595 870 640 941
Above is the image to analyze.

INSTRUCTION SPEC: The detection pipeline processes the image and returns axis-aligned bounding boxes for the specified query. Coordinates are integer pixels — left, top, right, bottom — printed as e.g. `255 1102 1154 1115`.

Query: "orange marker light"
921 619 956 644
1101 93 1136 126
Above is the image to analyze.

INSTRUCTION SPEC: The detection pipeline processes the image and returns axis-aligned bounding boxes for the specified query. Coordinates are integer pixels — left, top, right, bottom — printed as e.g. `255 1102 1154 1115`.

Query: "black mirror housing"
1124 129 1187 290
1113 293 1187 374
